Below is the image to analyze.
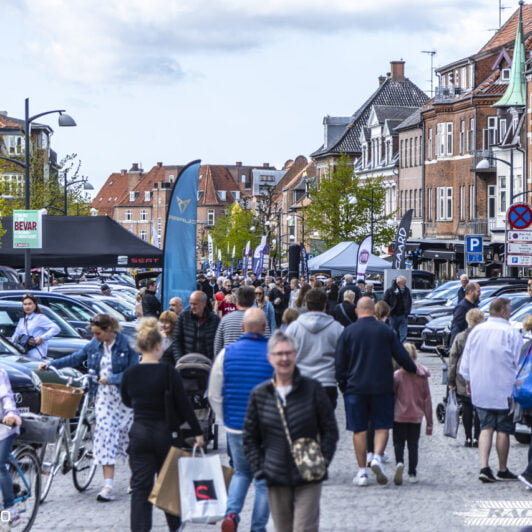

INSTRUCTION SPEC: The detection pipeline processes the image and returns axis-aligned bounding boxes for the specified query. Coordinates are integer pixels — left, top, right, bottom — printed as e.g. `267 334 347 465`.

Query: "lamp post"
476 152 515 209
0 98 76 288
288 208 306 248
63 176 94 215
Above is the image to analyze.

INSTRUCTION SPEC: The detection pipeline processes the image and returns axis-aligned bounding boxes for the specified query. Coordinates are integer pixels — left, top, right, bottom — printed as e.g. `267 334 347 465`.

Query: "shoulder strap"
339 303 352 324
272 380 293 447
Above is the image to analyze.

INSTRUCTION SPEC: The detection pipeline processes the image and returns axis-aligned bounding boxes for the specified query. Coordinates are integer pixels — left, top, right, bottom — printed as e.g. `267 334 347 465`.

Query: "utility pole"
421 50 437 97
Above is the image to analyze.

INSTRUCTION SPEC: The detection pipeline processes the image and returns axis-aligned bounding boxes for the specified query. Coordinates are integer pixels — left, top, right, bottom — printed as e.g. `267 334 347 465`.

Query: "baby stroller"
435 345 462 423
176 353 218 450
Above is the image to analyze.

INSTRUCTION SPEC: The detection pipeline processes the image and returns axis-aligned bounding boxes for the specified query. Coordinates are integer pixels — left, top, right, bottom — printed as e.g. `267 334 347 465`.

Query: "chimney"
263 163 270 168
130 163 141 172
378 75 386 86
236 161 242 167
121 169 127 176
390 60 405 82
157 162 163 168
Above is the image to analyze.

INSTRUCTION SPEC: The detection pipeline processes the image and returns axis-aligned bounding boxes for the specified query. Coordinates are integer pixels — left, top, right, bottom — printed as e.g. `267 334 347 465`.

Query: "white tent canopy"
308 241 392 275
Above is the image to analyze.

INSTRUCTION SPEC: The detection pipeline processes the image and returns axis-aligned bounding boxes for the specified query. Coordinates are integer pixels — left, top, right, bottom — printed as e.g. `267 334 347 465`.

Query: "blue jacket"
50 332 139 395
223 333 272 431
335 316 416 395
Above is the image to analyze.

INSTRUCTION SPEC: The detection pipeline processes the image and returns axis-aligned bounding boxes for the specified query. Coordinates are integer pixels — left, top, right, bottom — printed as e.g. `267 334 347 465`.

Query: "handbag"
443 389 459 438
513 344 532 409
17 334 35 354
178 447 227 523
273 382 326 482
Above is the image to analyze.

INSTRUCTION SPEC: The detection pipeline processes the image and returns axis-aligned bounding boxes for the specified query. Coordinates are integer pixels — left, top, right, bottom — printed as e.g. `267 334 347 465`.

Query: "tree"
209 202 257 265
303 153 395 251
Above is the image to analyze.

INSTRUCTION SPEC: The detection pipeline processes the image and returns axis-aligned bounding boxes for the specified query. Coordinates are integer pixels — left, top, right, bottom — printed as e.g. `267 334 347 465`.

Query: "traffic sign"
508 242 532 254
467 253 483 263
508 255 532 266
507 203 532 230
465 235 483 264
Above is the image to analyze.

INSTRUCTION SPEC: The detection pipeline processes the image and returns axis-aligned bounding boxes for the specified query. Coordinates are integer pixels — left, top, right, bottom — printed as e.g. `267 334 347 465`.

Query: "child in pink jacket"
392 342 433 485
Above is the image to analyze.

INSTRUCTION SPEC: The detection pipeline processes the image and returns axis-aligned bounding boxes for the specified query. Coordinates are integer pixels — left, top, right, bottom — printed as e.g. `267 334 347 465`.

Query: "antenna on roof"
421 50 437 97
499 0 511 27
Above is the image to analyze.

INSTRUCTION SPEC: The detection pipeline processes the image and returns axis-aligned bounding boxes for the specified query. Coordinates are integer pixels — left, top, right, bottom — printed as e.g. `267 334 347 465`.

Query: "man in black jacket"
335 297 417 487
457 274 469 302
142 280 161 318
338 274 361 305
449 282 480 347
383 275 412 343
172 291 220 361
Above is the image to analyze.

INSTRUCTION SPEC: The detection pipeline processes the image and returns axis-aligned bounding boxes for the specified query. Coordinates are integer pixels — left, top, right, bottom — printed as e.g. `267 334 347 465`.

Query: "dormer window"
501 68 511 81
129 191 136 202
144 191 151 201
233 191 240 200
217 190 227 201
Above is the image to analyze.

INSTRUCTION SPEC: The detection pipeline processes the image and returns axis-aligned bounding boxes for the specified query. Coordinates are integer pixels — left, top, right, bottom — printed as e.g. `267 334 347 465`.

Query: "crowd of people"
4 273 532 531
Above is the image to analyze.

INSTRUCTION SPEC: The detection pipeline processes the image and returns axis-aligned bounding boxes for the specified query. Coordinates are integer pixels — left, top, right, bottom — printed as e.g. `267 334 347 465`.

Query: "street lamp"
0 98 76 288
476 153 515 206
63 176 93 215
288 208 306 248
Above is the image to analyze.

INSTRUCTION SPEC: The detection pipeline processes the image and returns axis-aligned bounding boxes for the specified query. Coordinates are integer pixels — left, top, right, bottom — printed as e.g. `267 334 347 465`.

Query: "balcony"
434 85 463 103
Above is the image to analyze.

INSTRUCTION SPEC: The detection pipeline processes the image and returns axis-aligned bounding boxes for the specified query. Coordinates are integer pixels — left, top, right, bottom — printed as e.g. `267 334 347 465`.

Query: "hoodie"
393 363 433 434
286 311 344 387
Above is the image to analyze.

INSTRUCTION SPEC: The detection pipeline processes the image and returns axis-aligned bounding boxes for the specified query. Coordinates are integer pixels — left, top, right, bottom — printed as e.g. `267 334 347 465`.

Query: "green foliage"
303 153 395 251
209 202 258 263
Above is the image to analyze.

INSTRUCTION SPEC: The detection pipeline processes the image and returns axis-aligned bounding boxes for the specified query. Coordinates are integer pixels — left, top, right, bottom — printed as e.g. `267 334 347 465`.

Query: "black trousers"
458 394 480 441
128 420 181 532
323 386 338 410
393 422 421 476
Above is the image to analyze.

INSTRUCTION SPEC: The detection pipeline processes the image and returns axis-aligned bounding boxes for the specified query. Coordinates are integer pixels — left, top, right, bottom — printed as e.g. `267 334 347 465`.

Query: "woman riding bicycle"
39 313 139 502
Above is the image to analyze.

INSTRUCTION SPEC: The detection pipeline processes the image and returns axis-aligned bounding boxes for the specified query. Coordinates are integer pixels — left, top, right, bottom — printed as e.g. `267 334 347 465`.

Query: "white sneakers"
394 463 404 486
96 486 116 502
370 458 388 485
353 471 369 487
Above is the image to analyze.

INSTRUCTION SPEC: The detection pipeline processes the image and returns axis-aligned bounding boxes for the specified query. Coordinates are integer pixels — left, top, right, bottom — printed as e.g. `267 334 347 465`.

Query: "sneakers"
221 513 238 532
5 507 19 527
96 486 116 502
370 458 388 485
353 471 369 487
408 474 418 484
381 452 390 464
472 439 479 448
496 469 518 481
394 463 404 486
518 472 532 490
479 467 497 483
464 439 472 447
366 452 374 468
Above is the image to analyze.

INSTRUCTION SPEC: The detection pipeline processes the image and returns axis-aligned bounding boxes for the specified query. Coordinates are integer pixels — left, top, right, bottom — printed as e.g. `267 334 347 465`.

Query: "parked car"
511 301 532 336
0 266 23 290
421 292 531 351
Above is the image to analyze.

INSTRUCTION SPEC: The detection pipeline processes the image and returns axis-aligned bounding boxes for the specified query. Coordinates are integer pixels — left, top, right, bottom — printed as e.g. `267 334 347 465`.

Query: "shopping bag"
513 345 532 408
149 447 190 516
443 390 459 438
178 447 227 524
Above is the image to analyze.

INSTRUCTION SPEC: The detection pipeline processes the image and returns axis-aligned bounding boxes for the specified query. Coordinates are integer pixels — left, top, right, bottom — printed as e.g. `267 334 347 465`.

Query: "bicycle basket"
18 413 60 444
40 383 84 419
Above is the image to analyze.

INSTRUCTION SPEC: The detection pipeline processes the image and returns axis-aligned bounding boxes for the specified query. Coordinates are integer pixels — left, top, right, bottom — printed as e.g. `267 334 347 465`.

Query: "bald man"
208 308 272 531
168 297 183 316
335 297 417 487
171 291 220 361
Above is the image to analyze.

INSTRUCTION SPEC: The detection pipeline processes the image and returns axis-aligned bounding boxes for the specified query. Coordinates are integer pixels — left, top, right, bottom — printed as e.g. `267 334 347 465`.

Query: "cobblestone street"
33 351 532 531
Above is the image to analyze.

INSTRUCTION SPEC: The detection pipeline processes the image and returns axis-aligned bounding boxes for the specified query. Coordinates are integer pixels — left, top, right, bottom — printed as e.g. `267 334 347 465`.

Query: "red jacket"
393 363 433 435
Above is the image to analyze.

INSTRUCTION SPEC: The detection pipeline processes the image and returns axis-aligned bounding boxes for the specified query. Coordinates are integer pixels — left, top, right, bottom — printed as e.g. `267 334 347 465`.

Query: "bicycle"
4 442 41 532
38 367 97 503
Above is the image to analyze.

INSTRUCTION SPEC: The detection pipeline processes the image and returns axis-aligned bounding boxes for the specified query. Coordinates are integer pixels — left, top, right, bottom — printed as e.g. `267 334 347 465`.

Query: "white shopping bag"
178 447 227 524
443 390 459 439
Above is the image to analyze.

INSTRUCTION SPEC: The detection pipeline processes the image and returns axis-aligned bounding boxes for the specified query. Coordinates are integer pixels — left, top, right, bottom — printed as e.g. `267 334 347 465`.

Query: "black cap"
101 284 110 292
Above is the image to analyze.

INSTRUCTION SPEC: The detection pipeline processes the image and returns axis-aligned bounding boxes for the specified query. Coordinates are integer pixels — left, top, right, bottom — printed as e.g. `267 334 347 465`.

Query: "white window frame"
140 209 147 221
427 128 433 160
125 209 132 221
207 209 215 226
437 186 453 221
144 191 151 201
437 123 453 157
139 230 147 241
427 188 433 221
459 120 465 155
459 185 465 221
469 185 475 220
498 175 507 213
129 191 136 202
488 184 496 219
499 119 507 143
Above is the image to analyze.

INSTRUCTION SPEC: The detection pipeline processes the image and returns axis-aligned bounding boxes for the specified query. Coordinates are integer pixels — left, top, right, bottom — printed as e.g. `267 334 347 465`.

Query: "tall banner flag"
162 160 200 310
300 243 309 281
215 249 222 278
231 245 236 276
242 241 251 275
356 235 373 281
392 209 413 269
151 220 159 248
207 234 214 271
252 236 267 277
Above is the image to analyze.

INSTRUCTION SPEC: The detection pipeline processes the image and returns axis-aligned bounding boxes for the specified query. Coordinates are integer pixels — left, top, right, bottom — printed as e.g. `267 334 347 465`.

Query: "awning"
423 250 456 261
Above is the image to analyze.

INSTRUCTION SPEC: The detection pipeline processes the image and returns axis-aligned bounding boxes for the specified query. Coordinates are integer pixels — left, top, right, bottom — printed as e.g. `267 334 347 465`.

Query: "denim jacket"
50 332 139 395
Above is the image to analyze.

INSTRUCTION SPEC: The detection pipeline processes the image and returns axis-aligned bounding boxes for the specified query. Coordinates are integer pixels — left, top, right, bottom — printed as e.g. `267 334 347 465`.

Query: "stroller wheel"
436 403 446 424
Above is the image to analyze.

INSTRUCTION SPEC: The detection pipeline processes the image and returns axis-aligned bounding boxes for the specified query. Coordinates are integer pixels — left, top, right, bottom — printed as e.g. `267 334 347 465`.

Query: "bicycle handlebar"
45 365 98 387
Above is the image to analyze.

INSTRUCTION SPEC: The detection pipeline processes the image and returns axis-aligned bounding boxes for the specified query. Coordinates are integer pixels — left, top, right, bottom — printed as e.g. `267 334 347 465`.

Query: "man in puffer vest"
208 308 273 532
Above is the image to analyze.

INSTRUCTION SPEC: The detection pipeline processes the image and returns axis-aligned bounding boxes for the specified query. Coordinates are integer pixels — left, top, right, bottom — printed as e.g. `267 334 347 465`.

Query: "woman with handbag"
40 313 139 502
11 294 60 360
121 318 204 532
243 330 338 532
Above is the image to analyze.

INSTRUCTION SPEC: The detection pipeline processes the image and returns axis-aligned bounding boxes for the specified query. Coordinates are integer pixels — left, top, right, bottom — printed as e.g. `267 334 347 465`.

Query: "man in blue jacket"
335 297 417 487
208 308 273 532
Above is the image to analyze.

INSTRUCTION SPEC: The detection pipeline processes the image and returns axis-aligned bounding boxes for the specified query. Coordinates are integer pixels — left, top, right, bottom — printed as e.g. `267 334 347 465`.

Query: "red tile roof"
198 165 240 206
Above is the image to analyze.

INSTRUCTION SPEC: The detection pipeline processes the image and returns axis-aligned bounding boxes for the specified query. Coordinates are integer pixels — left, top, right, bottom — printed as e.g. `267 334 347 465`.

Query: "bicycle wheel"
10 446 41 532
39 440 63 503
72 420 97 491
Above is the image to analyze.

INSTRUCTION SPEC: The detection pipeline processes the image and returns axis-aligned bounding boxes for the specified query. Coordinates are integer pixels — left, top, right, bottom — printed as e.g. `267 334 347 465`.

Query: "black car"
421 292 532 352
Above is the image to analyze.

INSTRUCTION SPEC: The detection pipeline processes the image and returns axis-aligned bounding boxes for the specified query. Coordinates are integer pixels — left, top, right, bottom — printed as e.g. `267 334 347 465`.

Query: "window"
0 174 24 196
409 138 413 167
501 68 511 81
484 116 497 148
459 120 465 155
499 176 507 213
207 209 215 226
469 185 475 220
468 118 475 153
414 137 418 166
139 230 147 241
437 122 453 157
140 209 147 221
400 140 404 168
499 119 507 143
459 186 465 221
217 190 227 201
414 190 417 216
233 190 240 200
427 188 433 221
125 210 132 221
488 185 496 218
129 191 136 202
144 191 151 201
427 128 433 160
437 187 453 220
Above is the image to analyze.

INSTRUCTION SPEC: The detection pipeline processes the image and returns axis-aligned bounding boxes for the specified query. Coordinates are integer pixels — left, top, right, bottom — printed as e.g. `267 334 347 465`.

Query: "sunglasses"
255 292 264 295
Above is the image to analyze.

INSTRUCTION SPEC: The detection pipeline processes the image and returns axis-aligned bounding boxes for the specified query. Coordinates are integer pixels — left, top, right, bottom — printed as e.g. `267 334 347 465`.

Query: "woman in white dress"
41 314 139 502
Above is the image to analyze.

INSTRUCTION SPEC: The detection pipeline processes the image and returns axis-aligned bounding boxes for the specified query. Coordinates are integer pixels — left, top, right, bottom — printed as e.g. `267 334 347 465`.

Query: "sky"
0 0 518 193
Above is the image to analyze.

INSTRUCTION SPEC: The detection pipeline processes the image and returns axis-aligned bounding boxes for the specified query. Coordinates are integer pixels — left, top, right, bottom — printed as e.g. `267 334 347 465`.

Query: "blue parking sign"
466 235 483 263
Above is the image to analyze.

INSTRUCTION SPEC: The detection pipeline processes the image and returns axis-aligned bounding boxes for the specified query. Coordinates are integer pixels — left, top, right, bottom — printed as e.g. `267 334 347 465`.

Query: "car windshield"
425 282 460 300
511 302 532 323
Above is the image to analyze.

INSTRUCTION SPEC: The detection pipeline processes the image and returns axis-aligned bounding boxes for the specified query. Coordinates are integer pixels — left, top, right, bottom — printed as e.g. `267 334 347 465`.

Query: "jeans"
226 432 269 532
0 435 15 509
389 314 408 344
393 422 421 476
128 421 181 532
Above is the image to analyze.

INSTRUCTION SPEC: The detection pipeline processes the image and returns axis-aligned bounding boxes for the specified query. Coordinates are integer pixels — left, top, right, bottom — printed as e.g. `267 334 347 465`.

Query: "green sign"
13 210 42 249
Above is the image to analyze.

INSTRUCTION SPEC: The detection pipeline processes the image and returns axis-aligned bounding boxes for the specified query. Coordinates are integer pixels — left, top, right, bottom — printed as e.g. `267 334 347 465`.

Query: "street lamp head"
476 158 491 170
58 112 76 127
83 181 94 191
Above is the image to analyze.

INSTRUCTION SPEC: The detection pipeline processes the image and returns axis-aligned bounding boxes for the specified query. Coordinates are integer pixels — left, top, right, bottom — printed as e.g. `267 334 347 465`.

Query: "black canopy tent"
0 215 163 268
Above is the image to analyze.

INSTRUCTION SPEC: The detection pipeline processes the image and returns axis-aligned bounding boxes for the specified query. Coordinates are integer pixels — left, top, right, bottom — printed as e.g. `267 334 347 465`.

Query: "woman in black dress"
121 318 204 532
